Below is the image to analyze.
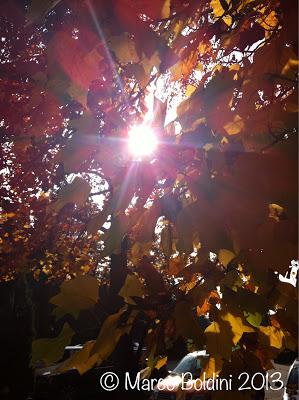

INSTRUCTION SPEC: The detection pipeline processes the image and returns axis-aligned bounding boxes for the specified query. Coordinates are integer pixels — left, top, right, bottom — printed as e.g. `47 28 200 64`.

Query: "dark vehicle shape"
34 345 114 400
33 343 146 400
283 359 299 400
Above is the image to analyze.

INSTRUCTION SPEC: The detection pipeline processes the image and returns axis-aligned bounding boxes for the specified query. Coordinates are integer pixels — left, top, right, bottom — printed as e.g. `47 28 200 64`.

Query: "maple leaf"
50 275 100 319
31 323 74 367
118 274 144 304
47 177 91 214
1 0 298 381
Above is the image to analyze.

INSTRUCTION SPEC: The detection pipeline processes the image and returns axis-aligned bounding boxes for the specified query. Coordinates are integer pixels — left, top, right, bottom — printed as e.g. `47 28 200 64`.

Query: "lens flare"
128 125 158 157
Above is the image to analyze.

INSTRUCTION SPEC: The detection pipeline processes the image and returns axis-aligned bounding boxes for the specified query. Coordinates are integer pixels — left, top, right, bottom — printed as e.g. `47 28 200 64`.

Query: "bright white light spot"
209 251 217 263
128 125 158 158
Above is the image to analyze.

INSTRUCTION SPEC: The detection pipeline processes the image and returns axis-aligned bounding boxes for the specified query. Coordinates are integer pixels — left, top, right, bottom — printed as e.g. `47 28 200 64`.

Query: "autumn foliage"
0 0 298 387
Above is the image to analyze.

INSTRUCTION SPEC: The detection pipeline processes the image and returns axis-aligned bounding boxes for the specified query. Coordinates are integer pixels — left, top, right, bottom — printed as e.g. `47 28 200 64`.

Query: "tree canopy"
0 0 298 384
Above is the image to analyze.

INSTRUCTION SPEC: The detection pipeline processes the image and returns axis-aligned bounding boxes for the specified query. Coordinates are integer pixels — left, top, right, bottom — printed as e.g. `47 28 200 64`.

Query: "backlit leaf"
205 322 232 360
224 115 244 135
119 274 144 304
47 177 90 214
26 0 61 25
210 0 232 26
220 308 254 345
155 356 168 370
91 309 137 365
58 340 97 375
259 326 285 349
50 275 99 319
101 213 130 257
268 203 285 222
31 323 74 367
199 356 223 379
218 249 236 267
109 33 139 64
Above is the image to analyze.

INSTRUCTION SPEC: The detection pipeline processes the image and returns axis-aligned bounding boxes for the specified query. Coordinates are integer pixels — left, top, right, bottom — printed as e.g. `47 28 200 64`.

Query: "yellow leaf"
50 275 99 319
172 21 184 37
259 326 284 349
199 356 223 379
196 62 203 72
118 274 144 305
4 213 16 218
198 42 207 55
91 309 137 364
130 241 152 265
31 323 74 367
109 33 139 64
180 275 198 294
91 309 126 361
229 64 240 72
205 308 254 360
61 311 137 375
170 50 198 80
281 58 299 79
197 291 220 316
59 340 97 375
210 0 232 26
218 249 236 267
224 115 244 135
268 203 284 222
161 0 170 19
185 85 197 98
81 265 91 273
155 356 168 370
258 10 278 31
220 310 254 345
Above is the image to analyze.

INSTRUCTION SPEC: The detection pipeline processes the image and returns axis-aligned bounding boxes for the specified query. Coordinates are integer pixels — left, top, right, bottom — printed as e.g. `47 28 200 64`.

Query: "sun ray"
86 0 128 104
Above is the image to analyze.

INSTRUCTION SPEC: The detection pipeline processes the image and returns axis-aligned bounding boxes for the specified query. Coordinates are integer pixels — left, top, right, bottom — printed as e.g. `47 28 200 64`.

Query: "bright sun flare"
128 125 158 158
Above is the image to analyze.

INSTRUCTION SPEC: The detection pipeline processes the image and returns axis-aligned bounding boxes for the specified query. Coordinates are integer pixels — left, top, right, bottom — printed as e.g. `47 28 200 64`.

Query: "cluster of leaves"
0 0 297 383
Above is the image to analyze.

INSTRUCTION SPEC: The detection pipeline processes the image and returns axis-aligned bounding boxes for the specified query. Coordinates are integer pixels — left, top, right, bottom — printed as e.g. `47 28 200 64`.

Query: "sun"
128 125 158 158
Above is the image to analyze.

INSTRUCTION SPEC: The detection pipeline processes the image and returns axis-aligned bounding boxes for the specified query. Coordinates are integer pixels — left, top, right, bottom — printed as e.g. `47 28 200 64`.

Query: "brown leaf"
26 0 61 25
138 256 166 294
109 33 139 64
161 223 174 258
174 301 205 347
